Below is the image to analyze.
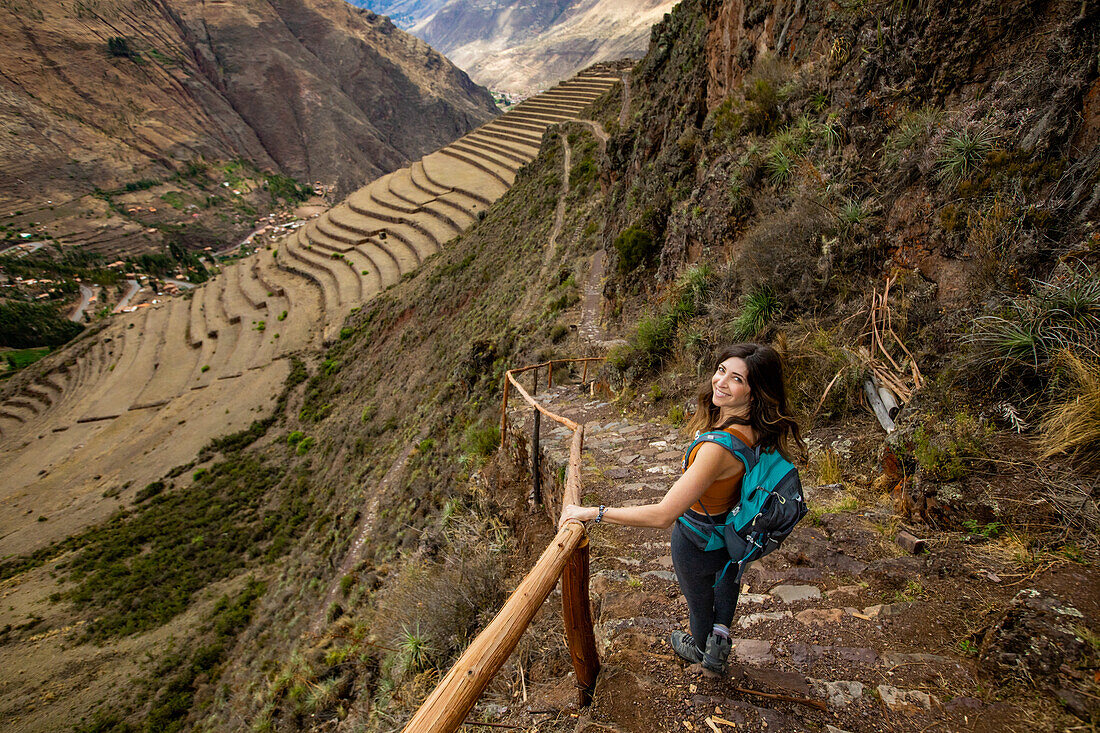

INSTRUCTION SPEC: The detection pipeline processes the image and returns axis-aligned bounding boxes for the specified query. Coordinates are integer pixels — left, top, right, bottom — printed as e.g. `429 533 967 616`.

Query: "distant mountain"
349 0 675 93
344 0 451 28
0 0 499 252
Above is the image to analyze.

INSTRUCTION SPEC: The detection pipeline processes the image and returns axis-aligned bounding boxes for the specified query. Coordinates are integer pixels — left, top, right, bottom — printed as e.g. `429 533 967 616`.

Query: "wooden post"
561 536 599 706
500 376 510 449
547 360 554 388
531 369 541 506
582 359 589 384
401 522 589 733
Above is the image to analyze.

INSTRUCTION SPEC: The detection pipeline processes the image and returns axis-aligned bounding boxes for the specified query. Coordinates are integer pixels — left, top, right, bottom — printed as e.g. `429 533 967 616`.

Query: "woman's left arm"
559 442 736 529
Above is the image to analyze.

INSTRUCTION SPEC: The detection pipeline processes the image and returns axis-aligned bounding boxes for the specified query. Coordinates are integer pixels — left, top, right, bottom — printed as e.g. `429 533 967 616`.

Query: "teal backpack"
678 431 807 584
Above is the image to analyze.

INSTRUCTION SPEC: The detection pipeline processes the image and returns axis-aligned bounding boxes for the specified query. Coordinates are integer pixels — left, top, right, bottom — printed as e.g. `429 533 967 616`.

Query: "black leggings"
671 517 742 649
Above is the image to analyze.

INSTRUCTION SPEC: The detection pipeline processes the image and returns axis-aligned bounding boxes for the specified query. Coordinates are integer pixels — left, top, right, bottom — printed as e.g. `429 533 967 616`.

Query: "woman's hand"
559 503 594 528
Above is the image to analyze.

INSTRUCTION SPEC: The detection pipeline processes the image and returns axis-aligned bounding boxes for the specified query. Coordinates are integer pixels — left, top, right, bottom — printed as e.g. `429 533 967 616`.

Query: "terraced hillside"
0 69 620 557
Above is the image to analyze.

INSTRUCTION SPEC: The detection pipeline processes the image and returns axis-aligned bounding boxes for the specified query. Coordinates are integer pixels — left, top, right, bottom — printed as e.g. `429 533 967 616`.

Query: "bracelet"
595 505 606 523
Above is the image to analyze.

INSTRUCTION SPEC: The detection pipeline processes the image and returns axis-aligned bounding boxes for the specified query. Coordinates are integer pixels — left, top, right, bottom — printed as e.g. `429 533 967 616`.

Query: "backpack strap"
682 430 757 475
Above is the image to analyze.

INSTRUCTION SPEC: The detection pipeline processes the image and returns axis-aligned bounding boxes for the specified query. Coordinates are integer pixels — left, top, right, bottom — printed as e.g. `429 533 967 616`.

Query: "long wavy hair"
686 343 806 462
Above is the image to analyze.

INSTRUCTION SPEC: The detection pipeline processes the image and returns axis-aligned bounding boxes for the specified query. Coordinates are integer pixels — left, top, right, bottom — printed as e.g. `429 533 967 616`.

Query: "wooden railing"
401 357 605 733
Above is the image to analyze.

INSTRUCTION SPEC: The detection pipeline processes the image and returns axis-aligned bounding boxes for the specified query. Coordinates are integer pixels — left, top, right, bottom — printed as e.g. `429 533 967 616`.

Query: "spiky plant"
936 125 998 184
733 287 783 340
396 623 434 677
836 198 875 237
765 148 794 186
964 265 1100 381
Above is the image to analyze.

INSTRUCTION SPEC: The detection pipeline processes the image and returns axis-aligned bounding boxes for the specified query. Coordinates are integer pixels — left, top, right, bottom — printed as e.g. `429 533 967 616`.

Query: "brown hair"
686 343 806 462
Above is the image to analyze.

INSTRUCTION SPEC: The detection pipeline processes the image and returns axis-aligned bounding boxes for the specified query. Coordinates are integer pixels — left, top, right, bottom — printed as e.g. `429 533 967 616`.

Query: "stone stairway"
504 382 1012 733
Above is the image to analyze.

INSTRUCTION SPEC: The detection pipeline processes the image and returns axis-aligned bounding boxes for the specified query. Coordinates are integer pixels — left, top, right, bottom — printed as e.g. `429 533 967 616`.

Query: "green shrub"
135 481 165 503
287 430 304 446
295 436 314 455
463 423 500 459
912 413 989 481
106 36 137 59
613 226 656 274
0 302 83 348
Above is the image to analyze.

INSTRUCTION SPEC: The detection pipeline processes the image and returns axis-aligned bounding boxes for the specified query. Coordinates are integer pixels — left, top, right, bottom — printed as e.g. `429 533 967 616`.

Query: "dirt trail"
504 385 1039 733
516 134 572 321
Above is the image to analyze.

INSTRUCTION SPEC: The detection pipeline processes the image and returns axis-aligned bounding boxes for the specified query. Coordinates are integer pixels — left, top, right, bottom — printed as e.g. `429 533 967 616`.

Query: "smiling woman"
560 342 805 675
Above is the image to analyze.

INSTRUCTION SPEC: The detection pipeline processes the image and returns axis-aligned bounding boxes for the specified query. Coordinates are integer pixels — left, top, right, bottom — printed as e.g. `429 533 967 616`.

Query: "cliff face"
0 0 498 252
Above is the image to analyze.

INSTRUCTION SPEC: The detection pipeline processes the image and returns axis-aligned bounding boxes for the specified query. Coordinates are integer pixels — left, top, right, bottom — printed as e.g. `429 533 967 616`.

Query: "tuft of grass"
936 125 998 184
1039 352 1100 463
809 494 858 525
815 449 842 484
732 286 782 340
883 106 942 166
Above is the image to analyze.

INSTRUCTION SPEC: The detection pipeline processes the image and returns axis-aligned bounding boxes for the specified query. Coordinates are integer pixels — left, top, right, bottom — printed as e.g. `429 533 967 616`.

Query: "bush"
0 302 83 348
613 226 656 274
106 36 137 59
463 423 499 459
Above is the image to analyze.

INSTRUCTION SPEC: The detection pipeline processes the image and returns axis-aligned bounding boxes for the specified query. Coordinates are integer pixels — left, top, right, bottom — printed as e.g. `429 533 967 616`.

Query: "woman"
560 343 804 675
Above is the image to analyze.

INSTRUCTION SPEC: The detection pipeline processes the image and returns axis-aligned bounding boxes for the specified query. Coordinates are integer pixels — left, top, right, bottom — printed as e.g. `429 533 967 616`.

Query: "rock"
795 608 847 625
979 588 1093 707
655 450 681 460
825 584 864 597
880 652 955 668
731 639 774 665
876 684 937 712
739 593 768 604
603 467 632 479
860 602 912 619
619 453 640 464
642 570 677 582
743 667 811 695
738 611 792 628
655 555 674 569
826 726 856 733
769 584 822 603
810 679 864 707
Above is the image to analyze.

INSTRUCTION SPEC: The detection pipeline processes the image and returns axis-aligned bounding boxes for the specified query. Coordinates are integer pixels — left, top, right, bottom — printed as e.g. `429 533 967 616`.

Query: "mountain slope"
0 0 498 254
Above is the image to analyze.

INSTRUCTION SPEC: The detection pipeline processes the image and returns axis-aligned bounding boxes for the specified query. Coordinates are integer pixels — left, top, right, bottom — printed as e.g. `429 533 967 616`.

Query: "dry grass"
1039 351 1100 465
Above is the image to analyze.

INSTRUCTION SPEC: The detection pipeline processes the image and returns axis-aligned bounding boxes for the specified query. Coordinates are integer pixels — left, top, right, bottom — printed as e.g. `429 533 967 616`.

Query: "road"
164 278 196 290
69 284 97 322
112 279 140 313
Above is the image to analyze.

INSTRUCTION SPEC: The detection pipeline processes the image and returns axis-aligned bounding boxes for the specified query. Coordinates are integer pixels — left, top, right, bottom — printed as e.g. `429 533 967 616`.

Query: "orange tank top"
686 426 755 515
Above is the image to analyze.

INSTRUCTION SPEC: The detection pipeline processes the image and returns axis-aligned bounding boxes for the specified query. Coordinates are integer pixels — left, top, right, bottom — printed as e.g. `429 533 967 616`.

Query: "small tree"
107 36 137 59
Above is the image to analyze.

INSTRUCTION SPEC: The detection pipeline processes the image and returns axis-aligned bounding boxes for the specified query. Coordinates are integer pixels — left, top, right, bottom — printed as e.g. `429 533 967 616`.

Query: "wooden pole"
582 359 589 384
561 536 599 706
531 369 541 506
547 360 553 388
401 522 588 733
499 377 510 449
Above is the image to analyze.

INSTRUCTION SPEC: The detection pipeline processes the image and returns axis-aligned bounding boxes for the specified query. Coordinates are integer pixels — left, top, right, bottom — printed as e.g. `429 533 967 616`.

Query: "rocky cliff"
0 0 498 254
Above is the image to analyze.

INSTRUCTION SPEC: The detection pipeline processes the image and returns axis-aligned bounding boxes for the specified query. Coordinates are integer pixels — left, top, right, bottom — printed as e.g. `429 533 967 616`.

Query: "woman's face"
711 356 751 417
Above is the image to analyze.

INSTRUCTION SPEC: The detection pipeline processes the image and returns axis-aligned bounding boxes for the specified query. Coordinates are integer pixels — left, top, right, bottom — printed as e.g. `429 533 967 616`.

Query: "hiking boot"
669 631 704 665
702 632 732 675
